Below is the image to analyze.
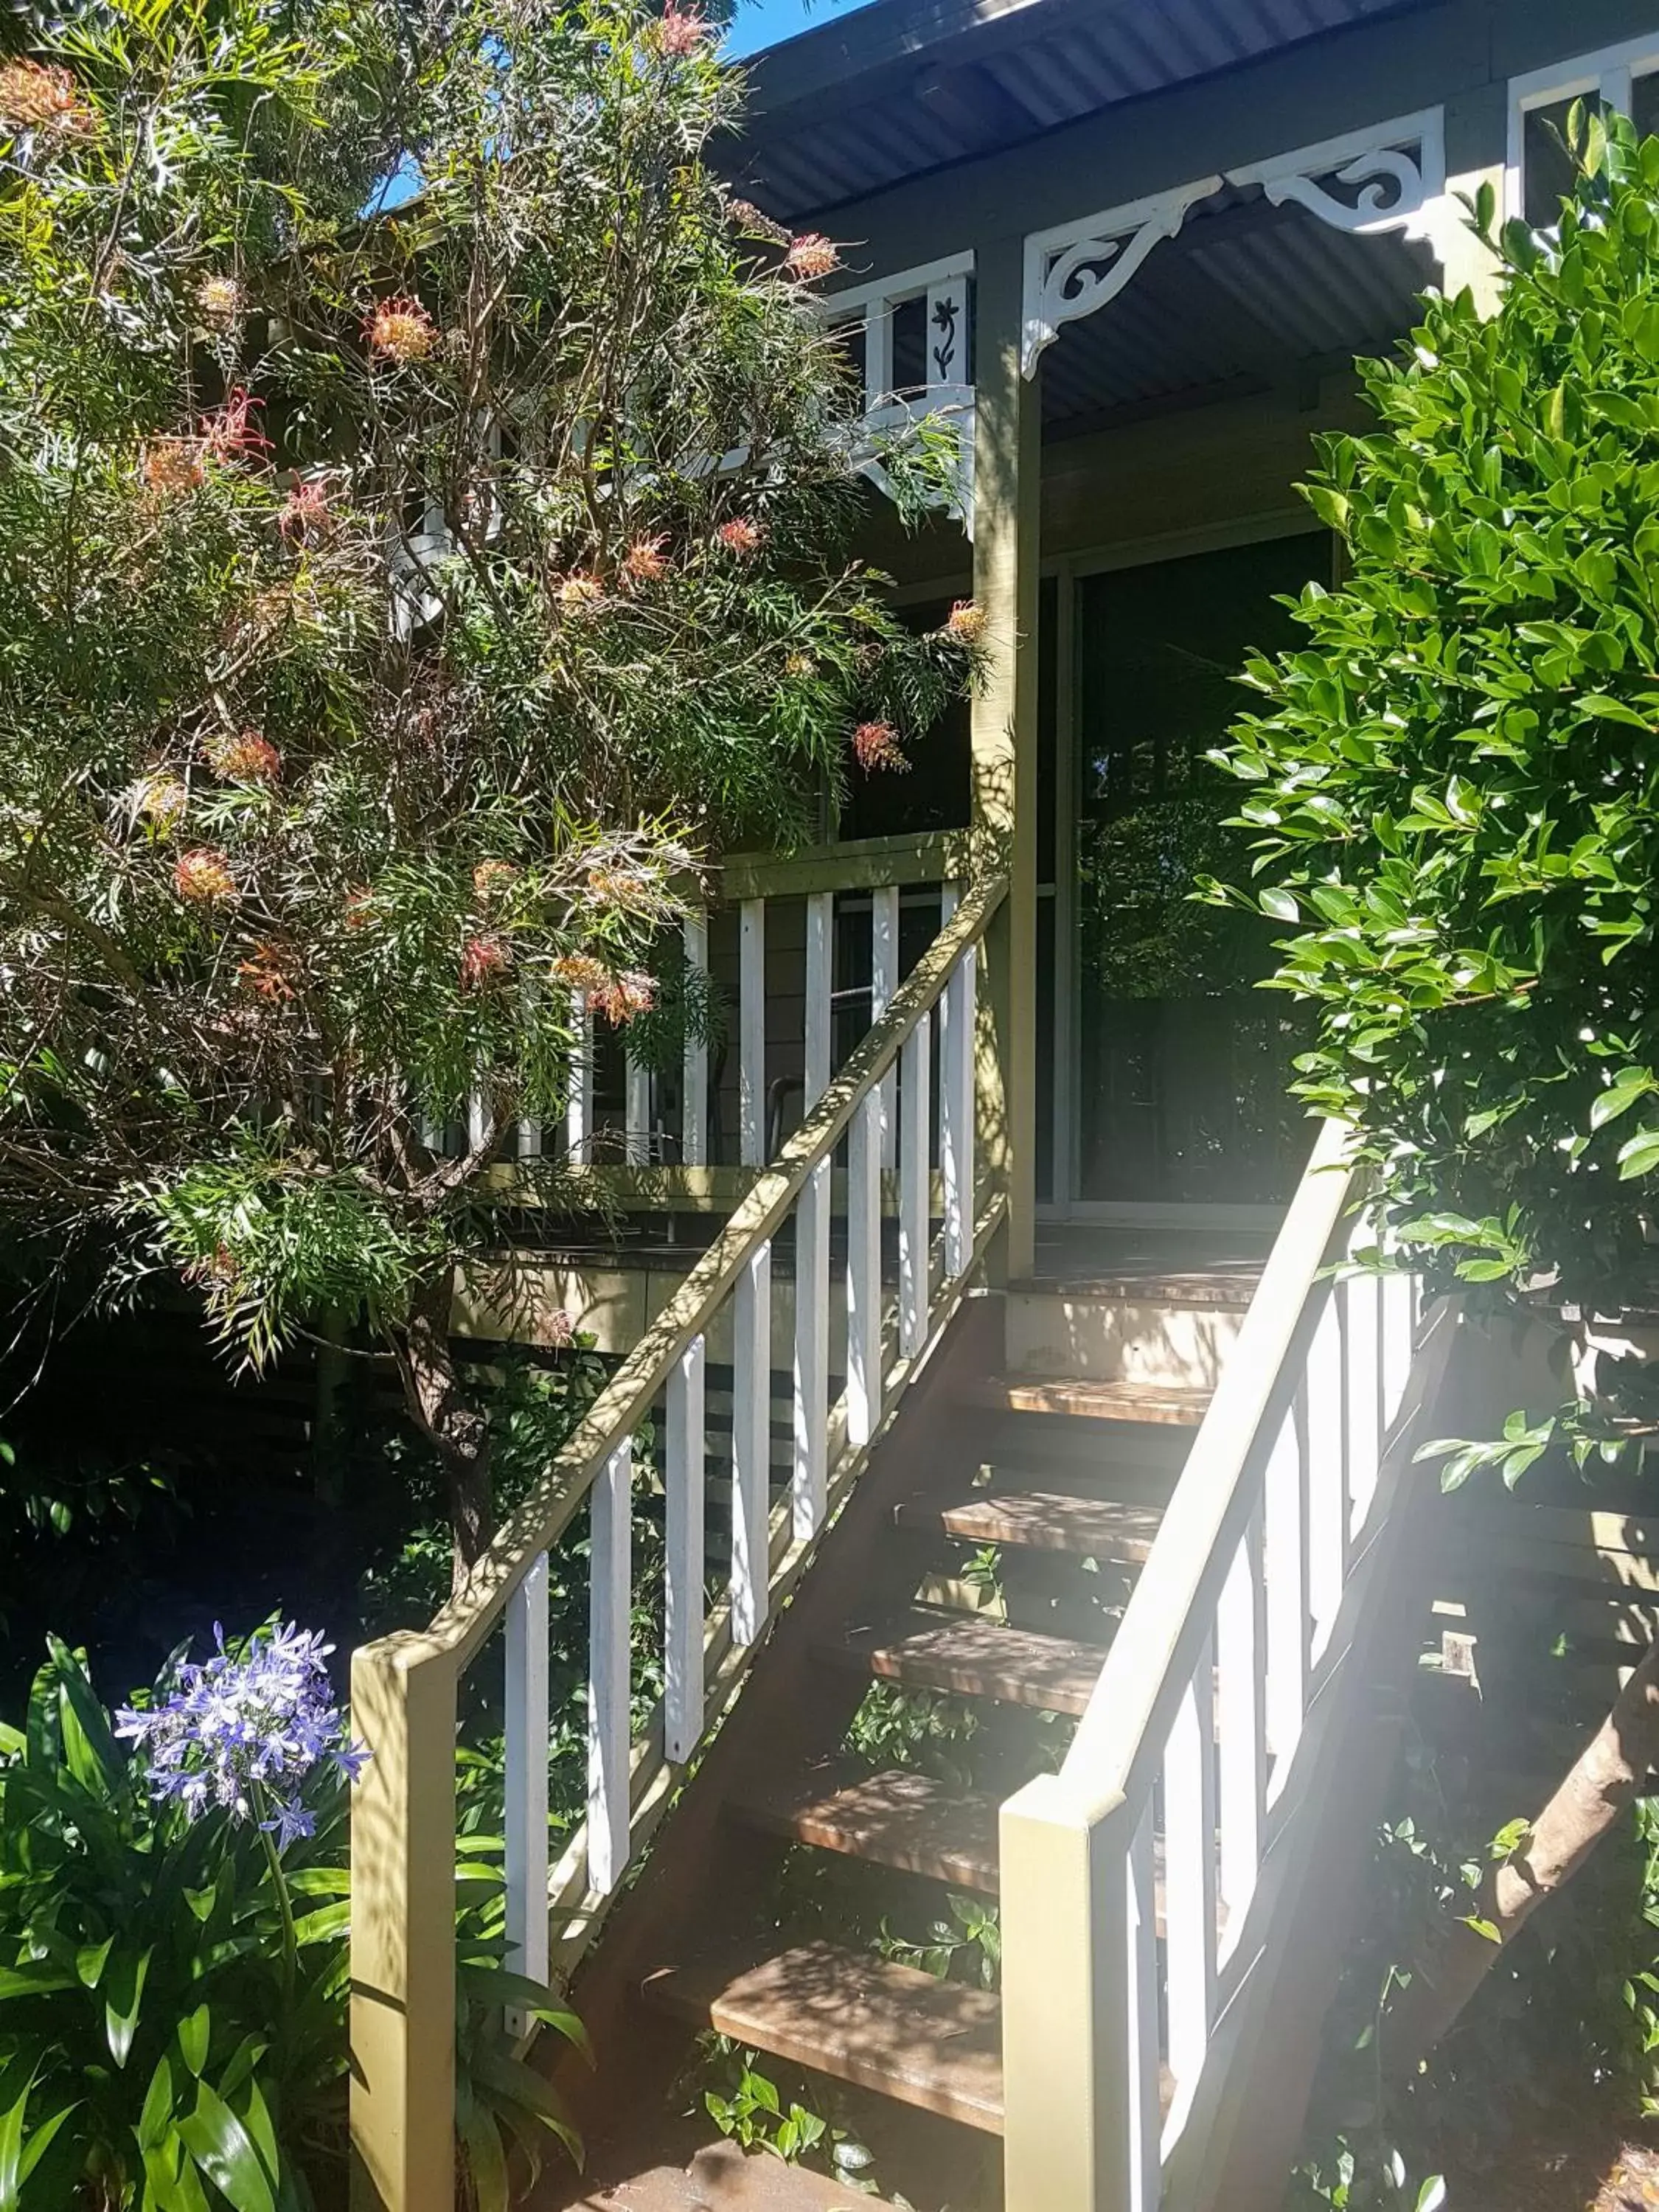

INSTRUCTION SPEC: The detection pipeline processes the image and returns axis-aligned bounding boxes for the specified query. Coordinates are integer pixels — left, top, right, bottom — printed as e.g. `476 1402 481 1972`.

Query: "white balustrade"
731 1237 772 1645
587 1438 632 1896
1001 1123 1444 2212
504 1548 549 2027
792 892 833 1540
682 912 709 1167
664 1336 706 1762
739 899 765 1166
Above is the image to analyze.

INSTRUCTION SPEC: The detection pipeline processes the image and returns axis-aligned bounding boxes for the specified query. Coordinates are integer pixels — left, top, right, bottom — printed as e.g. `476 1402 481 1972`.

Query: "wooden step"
728 1762 1001 1893
643 1940 1004 2132
555 2140 904 2210
895 1482 1164 1562
981 1374 1211 1427
824 1610 1105 1715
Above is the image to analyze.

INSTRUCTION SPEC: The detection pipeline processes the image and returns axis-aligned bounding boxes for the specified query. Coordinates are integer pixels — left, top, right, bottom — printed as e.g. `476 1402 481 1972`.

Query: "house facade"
348 7 1659 2210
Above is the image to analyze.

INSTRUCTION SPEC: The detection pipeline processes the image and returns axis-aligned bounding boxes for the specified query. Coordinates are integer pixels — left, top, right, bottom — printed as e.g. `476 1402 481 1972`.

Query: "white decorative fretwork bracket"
824 254 977 538
1022 177 1222 378
1019 108 1458 380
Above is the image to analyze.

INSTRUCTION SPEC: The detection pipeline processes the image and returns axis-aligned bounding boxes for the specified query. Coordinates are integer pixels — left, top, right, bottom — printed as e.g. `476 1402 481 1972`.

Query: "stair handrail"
1001 1118 1453 2212
349 868 1008 2212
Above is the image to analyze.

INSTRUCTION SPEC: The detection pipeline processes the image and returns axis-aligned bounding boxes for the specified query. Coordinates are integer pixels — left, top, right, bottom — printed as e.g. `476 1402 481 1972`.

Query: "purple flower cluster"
116 1622 368 1848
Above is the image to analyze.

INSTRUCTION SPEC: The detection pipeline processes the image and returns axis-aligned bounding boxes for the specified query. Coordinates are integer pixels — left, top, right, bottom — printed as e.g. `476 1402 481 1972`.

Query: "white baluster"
665 1336 706 1762
467 1084 488 1156
566 992 593 1166
731 1239 772 1644
939 891 975 1278
625 1051 652 1167
1163 1635 1218 2151
793 894 832 1540
1343 1264 1382 1540
1380 1259 1416 1432
1306 1290 1346 1666
682 912 709 1168
504 1550 549 2023
740 900 765 1166
1126 1803 1163 2212
864 292 894 407
587 1439 632 1896
846 1087 883 1447
1217 1502 1267 1955
1265 1385 1311 1785
872 885 899 1172
899 1012 931 1360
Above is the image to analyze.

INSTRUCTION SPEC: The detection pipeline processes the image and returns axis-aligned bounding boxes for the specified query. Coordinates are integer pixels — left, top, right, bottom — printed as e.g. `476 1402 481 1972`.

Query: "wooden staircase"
549 1253 1262 2202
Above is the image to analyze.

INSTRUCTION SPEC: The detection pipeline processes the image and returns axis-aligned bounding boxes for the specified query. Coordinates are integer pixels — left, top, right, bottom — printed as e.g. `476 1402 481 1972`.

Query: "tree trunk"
393 1265 494 1591
1385 1635 1659 2070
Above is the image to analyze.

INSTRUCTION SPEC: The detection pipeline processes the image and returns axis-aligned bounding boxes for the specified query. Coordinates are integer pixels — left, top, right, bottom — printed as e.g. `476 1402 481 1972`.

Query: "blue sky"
724 0 880 59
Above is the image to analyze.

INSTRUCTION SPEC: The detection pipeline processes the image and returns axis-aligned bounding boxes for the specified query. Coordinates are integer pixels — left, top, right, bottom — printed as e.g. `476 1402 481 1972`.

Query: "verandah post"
968 232 1041 1279
349 1636 459 2212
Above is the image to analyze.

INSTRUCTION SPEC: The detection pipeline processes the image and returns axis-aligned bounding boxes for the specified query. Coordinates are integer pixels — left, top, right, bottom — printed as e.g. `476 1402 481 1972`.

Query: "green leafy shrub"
1202 108 1659 1447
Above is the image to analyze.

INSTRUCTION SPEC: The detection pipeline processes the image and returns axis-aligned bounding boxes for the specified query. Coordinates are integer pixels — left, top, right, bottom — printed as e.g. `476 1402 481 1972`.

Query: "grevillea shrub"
0 1629 582 2210
0 0 980 1575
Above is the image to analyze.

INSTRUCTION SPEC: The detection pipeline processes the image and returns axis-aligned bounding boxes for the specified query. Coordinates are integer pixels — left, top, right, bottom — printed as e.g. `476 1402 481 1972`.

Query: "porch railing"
349 869 1007 2212
1000 1119 1453 2212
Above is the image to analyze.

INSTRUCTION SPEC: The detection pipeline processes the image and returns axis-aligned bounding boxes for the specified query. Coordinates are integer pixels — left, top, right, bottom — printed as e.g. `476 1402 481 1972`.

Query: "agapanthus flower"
717 516 763 556
854 720 909 775
116 1621 366 1846
279 477 331 543
592 970 656 1025
623 535 669 585
549 952 610 993
0 58 95 141
785 233 841 282
946 599 987 644
174 846 237 902
365 296 437 364
473 858 518 902
460 933 512 990
195 273 243 328
142 439 205 497
655 4 708 57
206 728 281 782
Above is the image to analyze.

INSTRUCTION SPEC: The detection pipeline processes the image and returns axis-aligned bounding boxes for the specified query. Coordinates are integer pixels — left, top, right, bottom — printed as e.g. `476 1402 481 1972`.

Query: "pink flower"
623 535 669 585
545 1309 577 1349
460 933 512 990
173 847 237 902
203 388 271 462
205 729 281 782
717 517 762 557
854 720 909 775
784 233 841 282
365 296 437 364
656 4 708 57
279 478 331 543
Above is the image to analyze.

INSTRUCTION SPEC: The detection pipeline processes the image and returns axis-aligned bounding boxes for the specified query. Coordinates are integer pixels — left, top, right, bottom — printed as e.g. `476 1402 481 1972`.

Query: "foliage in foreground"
0 0 978 1569
0 1632 581 2210
1203 108 1659 1451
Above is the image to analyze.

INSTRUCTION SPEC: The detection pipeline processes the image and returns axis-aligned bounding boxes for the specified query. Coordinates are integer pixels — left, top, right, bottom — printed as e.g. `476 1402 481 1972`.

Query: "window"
1509 36 1659 226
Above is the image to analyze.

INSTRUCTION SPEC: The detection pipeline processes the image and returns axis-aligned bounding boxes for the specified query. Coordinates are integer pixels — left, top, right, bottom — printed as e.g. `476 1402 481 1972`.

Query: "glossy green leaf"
178 2081 276 2212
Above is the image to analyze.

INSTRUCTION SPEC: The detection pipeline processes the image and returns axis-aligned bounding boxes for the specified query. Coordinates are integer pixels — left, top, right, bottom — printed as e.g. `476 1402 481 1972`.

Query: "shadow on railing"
348 871 1007 2212
1000 1121 1458 2212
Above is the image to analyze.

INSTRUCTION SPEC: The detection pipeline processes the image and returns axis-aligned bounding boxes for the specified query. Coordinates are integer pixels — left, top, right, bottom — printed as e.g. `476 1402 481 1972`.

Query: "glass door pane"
1074 532 1326 1207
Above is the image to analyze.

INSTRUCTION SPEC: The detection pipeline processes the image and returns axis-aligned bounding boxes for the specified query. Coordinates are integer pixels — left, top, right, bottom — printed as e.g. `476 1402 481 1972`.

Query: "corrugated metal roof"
1040 186 1433 429
733 0 1439 222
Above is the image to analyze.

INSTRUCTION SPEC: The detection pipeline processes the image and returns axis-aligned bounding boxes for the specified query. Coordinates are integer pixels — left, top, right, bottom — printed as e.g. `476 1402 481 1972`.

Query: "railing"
349 872 1007 2212
1000 1120 1453 2212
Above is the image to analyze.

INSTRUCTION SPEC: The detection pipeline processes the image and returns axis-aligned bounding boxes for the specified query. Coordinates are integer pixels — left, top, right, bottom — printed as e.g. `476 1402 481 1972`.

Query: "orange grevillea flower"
0 58 94 140
196 274 243 328
206 729 281 782
623 535 669 585
946 599 987 644
473 859 518 902
142 440 205 497
364 296 437 364
716 516 762 556
549 952 610 994
174 847 237 902
592 970 656 1025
